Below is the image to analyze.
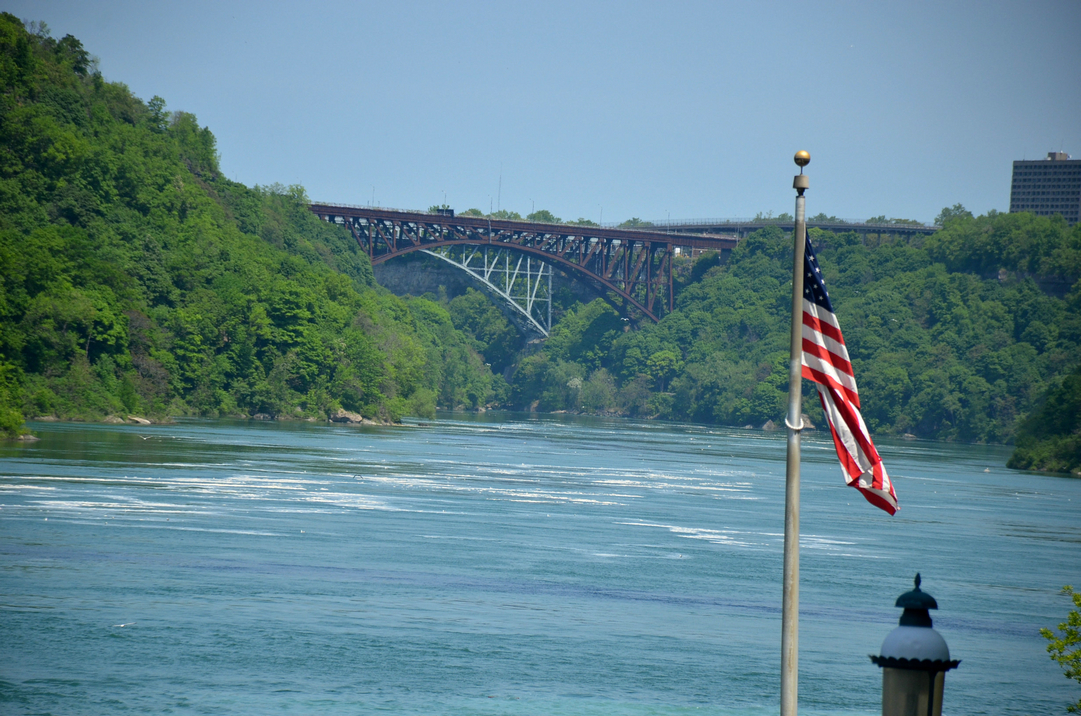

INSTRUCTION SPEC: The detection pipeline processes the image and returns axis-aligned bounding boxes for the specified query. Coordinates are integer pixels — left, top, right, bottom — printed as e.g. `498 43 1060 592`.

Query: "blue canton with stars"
803 236 834 313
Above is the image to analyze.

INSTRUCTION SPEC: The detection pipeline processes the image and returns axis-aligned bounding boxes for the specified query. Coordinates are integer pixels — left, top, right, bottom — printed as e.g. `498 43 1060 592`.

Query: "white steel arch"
422 245 552 337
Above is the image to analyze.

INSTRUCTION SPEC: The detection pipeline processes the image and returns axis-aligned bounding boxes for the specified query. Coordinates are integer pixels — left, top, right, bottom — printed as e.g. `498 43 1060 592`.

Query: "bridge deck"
309 204 740 251
312 204 745 322
309 204 941 325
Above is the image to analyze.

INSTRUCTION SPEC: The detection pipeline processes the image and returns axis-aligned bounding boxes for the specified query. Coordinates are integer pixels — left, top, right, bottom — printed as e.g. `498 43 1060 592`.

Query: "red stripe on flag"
870 462 884 491
802 364 861 409
822 382 881 465
819 392 865 481
802 338 854 377
822 394 898 514
803 311 845 345
852 483 898 515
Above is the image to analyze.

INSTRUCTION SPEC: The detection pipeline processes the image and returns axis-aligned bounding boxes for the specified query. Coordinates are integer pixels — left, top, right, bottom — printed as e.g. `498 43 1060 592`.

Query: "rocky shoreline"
6 408 395 438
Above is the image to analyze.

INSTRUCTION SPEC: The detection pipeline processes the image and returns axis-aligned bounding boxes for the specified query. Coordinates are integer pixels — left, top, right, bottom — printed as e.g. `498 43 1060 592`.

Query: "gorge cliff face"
372 253 477 299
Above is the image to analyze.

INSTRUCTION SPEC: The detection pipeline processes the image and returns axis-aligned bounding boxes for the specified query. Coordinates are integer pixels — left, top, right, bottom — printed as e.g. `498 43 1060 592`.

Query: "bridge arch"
420 244 553 337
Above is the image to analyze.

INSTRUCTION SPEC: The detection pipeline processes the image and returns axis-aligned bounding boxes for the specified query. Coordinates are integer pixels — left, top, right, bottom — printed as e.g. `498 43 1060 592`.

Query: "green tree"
1008 362 1081 474
446 288 522 374
1042 586 1081 713
527 209 560 224
580 368 616 411
935 203 973 226
647 349 683 391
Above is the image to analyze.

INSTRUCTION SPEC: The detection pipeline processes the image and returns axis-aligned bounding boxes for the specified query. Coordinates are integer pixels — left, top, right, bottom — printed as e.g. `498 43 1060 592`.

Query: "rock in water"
330 409 365 424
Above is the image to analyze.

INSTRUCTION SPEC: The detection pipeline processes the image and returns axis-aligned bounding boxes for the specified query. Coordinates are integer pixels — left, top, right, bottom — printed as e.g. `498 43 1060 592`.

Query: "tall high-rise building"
1009 152 1081 224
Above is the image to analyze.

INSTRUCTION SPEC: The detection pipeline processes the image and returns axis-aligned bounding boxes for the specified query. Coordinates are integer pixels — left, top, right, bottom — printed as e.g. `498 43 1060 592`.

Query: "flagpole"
782 150 810 716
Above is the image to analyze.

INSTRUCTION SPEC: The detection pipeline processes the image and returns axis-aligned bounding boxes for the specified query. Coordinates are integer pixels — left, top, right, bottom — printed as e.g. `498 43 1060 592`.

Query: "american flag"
800 236 898 515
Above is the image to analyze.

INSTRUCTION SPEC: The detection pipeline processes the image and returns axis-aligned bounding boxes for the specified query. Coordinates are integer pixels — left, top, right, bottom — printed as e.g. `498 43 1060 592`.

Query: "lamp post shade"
870 575 960 716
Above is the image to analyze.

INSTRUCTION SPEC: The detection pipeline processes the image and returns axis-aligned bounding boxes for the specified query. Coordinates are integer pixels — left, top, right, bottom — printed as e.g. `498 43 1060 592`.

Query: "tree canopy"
1042 586 1081 713
0 15 497 434
1008 362 1081 474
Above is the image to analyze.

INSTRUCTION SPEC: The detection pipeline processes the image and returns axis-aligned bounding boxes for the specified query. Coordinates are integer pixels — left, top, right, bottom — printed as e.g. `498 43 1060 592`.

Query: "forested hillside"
1007 362 1081 474
0 16 496 434
448 213 1081 455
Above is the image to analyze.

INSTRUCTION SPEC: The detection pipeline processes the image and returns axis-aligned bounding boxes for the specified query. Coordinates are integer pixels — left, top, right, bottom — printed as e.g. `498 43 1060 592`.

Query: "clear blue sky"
11 0 1080 224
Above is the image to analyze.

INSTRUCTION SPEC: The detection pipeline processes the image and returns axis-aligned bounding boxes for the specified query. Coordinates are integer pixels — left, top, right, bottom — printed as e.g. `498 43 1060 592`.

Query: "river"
1 414 1077 715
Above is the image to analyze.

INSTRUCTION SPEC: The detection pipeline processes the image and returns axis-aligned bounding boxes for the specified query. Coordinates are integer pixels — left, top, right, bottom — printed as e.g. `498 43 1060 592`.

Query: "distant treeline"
437 206 936 229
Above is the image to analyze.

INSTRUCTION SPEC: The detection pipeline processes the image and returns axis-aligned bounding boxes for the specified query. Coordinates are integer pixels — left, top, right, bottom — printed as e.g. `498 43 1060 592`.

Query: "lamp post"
870 574 960 716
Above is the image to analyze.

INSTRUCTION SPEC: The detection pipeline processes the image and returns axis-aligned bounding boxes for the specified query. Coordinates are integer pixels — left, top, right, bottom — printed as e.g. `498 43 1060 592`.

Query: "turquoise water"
0 414 1077 715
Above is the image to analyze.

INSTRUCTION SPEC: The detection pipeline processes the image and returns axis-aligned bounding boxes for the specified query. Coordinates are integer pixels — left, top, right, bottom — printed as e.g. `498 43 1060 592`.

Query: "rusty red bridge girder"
309 204 739 322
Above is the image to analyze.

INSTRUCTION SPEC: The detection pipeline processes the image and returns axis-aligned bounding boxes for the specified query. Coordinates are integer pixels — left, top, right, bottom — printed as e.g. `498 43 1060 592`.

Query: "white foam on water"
493 493 623 506
301 492 389 510
33 499 201 514
134 524 284 536
800 535 871 556
614 521 767 549
349 472 632 505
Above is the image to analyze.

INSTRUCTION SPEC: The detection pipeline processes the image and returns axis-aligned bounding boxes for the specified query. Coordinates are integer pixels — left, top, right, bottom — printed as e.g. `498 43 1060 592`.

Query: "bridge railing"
310 202 940 233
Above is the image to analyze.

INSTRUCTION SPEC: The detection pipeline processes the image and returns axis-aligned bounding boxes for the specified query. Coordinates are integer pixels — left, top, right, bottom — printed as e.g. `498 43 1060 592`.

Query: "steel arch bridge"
309 204 738 332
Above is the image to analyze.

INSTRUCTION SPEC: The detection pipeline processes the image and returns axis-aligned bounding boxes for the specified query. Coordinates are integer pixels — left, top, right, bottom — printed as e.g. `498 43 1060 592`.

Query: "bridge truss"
310 205 738 324
423 245 552 336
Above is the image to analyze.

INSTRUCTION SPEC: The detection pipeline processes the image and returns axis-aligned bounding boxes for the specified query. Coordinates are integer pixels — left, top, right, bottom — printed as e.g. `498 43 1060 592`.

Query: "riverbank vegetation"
1008 363 1081 475
0 16 497 434
1041 585 1081 713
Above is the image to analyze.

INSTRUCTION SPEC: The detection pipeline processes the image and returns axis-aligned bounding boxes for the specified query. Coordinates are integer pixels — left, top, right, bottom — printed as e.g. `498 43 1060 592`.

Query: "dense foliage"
448 213 1081 448
1008 362 1081 474
1042 586 1081 713
0 16 497 434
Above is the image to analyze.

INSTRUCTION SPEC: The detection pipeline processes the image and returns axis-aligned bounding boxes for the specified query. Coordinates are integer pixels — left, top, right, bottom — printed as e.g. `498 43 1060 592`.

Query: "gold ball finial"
794 150 810 168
